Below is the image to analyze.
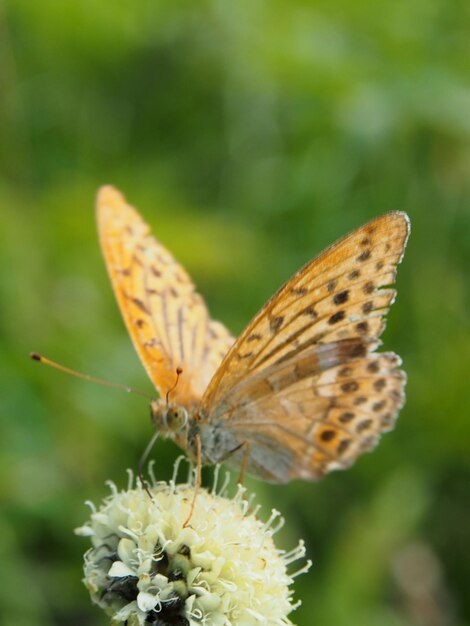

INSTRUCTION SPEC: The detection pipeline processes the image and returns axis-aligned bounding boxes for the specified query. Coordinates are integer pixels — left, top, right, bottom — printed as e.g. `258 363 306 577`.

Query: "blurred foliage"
1 1 469 625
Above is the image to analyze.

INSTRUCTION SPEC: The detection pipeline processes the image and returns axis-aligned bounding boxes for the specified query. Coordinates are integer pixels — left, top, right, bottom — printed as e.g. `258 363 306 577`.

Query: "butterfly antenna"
30 352 153 400
165 367 183 405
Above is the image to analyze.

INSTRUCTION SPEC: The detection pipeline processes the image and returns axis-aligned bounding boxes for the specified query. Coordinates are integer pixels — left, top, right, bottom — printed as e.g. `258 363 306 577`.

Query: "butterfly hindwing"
208 349 405 482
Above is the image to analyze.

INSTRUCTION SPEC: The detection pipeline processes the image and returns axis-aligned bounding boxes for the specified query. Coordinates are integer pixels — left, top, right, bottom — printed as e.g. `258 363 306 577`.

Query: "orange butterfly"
97 186 409 483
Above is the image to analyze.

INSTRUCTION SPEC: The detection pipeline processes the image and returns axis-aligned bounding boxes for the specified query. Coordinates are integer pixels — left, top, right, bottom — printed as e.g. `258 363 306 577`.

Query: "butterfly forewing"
201 213 409 411
199 212 409 480
196 320 236 397
97 186 234 405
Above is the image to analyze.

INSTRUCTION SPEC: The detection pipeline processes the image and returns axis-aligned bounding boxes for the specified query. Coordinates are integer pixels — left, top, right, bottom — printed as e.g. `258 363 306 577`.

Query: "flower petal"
108 561 136 578
137 591 159 612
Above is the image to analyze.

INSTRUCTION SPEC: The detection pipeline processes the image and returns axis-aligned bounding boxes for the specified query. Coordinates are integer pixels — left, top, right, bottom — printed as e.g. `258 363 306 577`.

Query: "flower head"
75 460 310 625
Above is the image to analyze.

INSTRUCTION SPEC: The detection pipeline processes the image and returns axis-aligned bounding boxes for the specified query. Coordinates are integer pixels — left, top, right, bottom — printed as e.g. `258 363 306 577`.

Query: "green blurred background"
1 1 469 625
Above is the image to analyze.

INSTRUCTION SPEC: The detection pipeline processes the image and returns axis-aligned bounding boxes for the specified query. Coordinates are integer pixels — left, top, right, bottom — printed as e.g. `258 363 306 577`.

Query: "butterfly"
97 186 409 483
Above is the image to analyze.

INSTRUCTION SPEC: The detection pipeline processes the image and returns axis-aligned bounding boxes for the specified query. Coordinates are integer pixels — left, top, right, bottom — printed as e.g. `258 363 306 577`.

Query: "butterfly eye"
165 406 188 431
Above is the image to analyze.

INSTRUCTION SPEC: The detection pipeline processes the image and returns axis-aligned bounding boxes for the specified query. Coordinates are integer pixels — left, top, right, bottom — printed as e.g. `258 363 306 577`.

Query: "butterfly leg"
183 433 202 528
138 431 160 500
217 440 251 485
238 441 251 486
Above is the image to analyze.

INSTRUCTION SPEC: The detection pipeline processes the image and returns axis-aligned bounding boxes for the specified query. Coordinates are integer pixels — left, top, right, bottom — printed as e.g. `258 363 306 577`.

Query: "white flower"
75 460 311 626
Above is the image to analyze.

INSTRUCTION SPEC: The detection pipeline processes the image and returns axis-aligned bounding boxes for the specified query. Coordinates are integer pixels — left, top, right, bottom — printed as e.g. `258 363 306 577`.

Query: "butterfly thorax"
187 415 241 467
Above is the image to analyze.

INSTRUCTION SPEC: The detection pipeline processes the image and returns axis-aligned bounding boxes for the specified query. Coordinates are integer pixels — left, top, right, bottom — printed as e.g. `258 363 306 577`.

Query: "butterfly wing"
96 186 235 405
202 347 405 482
199 212 409 480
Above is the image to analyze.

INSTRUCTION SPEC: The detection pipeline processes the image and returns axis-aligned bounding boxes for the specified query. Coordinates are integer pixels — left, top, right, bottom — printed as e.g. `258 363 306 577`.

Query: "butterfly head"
150 400 189 436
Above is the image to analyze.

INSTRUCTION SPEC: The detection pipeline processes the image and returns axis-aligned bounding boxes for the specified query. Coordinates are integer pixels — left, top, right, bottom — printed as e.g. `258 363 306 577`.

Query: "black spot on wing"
333 290 349 305
328 310 345 325
269 316 284 333
357 249 371 262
